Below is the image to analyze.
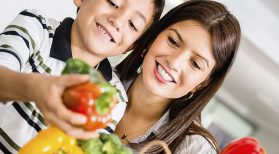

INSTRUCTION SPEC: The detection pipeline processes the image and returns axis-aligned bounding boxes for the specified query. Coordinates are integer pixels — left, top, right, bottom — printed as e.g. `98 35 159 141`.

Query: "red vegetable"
63 82 116 131
221 137 266 154
62 59 117 131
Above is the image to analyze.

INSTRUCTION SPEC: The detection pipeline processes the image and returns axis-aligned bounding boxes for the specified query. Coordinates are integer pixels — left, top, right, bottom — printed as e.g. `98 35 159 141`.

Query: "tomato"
63 82 116 131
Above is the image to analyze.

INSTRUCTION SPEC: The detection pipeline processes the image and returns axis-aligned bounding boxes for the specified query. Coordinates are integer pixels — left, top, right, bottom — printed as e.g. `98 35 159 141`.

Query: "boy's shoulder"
16 9 60 30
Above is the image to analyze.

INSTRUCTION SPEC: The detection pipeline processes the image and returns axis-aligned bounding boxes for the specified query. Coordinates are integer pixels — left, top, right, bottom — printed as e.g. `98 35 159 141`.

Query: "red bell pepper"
62 59 117 131
221 137 266 154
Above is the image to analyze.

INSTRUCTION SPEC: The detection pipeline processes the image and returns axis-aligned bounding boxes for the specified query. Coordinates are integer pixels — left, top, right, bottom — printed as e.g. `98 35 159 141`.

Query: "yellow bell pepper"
18 126 83 154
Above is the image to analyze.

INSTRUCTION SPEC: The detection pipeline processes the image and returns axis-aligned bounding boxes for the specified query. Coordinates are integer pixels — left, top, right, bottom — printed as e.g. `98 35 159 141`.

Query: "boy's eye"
129 20 138 31
191 59 201 70
106 0 119 9
168 36 180 48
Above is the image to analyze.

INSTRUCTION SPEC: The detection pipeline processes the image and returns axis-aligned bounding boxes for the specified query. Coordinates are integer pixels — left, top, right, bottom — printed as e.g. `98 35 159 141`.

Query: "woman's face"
142 20 216 99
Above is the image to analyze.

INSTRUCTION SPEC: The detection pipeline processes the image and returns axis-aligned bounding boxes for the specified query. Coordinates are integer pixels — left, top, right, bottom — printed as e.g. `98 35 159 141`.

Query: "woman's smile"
154 61 176 84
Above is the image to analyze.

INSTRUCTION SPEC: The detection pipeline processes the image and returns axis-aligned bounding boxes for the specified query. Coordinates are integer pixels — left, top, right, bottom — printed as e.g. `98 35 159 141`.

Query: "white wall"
216 88 279 154
3 0 278 153
0 0 185 31
0 0 75 31
254 128 279 154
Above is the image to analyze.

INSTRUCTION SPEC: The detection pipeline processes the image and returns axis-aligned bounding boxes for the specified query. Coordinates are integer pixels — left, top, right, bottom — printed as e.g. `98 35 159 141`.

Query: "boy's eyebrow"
136 11 146 24
169 29 209 68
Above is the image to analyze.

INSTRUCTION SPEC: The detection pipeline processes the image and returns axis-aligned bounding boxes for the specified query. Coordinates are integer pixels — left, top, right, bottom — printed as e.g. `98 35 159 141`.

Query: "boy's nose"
108 10 130 32
107 16 120 31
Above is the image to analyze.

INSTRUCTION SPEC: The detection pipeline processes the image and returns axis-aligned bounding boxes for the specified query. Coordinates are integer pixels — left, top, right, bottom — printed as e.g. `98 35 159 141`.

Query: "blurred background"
1 0 278 153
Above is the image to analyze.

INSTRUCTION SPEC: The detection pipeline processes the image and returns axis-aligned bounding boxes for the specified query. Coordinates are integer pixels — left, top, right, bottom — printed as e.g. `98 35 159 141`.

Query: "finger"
46 105 99 140
54 103 87 125
79 131 99 140
46 113 83 136
69 130 99 140
49 112 99 139
61 74 89 87
45 111 74 132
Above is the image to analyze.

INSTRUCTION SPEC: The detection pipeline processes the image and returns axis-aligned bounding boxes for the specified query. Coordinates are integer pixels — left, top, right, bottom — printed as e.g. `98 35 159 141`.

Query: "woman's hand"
28 73 99 139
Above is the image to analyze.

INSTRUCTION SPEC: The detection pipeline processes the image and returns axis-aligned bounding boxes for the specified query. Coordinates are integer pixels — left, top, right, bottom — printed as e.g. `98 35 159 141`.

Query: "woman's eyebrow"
194 52 209 68
169 29 209 68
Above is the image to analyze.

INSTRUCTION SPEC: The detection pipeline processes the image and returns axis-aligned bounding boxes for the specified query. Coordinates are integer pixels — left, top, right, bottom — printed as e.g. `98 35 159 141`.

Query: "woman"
115 0 241 153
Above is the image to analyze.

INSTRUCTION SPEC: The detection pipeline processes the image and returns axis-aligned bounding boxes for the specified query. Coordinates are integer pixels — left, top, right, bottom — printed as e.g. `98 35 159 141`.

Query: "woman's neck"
126 74 170 123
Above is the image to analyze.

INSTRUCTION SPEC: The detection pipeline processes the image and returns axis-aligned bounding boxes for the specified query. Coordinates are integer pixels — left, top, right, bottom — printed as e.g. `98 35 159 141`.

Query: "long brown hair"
116 0 241 153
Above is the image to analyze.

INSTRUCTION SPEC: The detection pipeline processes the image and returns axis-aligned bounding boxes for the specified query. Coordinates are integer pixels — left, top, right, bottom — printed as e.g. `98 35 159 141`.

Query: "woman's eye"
191 60 201 70
106 0 119 9
129 20 138 31
168 37 180 48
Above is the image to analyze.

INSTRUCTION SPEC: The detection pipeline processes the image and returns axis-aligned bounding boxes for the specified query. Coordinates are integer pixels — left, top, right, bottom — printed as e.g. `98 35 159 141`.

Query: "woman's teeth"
157 64 174 82
97 24 114 42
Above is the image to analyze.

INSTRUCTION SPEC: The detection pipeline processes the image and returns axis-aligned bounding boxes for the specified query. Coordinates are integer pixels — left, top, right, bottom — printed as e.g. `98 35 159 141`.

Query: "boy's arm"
0 66 36 102
0 10 98 139
0 66 99 139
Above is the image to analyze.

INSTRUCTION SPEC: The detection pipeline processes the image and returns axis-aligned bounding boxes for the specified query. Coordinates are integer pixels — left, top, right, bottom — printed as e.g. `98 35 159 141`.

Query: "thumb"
61 74 90 87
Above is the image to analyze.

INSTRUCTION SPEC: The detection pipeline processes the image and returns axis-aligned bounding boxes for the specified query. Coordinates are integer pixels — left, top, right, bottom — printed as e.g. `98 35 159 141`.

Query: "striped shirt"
0 9 127 153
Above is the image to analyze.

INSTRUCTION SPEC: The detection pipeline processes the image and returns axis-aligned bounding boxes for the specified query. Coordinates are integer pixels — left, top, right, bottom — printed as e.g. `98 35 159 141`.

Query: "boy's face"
73 0 154 57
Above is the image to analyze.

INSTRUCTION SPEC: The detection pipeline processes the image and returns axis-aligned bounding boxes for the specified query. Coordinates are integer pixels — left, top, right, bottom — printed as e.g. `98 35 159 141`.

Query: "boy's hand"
29 74 99 139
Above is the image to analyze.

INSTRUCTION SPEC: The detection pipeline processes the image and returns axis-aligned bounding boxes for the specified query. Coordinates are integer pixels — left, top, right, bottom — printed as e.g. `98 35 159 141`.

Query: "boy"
0 0 164 152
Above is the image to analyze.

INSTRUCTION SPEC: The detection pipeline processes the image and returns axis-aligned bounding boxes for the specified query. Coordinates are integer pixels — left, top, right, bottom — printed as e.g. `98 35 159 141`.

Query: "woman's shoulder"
174 134 217 154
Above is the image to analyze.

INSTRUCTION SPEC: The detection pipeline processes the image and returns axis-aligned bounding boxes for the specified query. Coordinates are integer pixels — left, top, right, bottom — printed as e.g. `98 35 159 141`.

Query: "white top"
121 80 217 154
174 135 217 154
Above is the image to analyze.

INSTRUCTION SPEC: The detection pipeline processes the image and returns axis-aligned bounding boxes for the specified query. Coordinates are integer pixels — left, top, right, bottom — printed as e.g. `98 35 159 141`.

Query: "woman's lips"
154 61 176 84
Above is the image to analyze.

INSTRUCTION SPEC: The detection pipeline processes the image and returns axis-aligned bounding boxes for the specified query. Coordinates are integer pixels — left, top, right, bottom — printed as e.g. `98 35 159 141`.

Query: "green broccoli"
78 138 103 154
78 133 132 154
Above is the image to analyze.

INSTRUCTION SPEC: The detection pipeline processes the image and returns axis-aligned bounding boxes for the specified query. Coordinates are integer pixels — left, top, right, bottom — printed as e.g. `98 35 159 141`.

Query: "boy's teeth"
98 25 113 42
157 64 174 82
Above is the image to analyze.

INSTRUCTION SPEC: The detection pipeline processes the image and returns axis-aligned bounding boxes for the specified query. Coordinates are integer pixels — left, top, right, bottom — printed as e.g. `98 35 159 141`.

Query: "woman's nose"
168 51 190 72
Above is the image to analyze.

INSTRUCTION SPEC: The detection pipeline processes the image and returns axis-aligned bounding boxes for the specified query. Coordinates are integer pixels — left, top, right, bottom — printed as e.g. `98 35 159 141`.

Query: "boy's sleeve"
109 71 128 121
97 71 128 134
0 9 51 71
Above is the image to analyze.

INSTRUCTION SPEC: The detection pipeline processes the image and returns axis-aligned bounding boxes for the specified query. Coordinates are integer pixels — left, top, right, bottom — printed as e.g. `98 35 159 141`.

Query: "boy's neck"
71 47 104 68
70 22 104 68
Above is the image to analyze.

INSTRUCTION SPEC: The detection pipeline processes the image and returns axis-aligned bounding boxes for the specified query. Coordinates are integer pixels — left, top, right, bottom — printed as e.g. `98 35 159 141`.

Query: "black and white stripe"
0 9 128 152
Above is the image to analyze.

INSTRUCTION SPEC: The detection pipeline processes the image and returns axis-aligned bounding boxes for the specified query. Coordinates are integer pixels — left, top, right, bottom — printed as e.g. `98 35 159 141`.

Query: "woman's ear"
194 79 211 92
74 0 83 7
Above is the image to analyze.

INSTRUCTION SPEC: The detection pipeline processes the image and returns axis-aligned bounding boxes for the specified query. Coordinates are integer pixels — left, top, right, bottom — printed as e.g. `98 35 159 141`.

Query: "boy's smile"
96 22 117 44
